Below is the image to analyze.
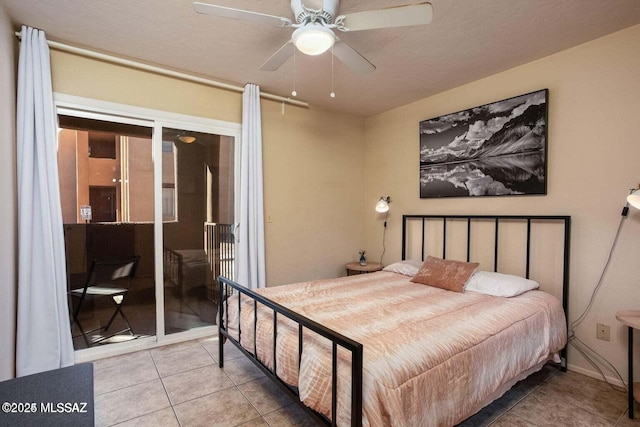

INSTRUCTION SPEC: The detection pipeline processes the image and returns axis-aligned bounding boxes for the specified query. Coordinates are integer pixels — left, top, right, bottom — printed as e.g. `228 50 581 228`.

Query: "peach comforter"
225 271 566 426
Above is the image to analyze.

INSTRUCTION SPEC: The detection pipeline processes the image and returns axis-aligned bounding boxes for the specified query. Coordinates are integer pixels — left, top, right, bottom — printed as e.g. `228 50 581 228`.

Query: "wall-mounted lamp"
375 196 392 213
627 189 640 210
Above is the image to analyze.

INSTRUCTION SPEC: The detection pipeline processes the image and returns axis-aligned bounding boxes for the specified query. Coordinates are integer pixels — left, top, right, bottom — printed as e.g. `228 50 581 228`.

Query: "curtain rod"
14 31 309 109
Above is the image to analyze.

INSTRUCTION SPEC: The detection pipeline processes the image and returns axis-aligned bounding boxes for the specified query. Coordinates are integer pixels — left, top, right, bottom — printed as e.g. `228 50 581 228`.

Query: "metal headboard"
402 214 571 369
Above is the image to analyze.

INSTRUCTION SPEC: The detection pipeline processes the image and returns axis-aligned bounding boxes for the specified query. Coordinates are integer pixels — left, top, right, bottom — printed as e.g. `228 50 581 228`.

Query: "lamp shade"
375 198 390 213
292 24 335 56
628 189 640 210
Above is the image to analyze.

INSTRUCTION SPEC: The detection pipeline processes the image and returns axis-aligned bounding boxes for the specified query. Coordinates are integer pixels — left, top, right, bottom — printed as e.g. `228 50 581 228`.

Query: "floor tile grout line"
94 375 160 398
98 379 172 427
481 368 563 427
579 402 629 425
497 371 555 415
211 344 289 426
235 380 268 421
488 382 551 427
152 349 185 427
150 343 218 379
94 340 281 426
500 371 629 427
108 407 179 427
102 349 173 427
614 410 628 426
493 411 539 426
151 341 256 409
91 351 155 373
155 359 217 380
534 375 629 424
234 376 298 419
163 382 239 408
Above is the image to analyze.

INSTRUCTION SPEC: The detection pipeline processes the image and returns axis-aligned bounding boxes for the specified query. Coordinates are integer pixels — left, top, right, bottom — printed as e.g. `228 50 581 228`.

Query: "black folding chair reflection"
69 256 140 347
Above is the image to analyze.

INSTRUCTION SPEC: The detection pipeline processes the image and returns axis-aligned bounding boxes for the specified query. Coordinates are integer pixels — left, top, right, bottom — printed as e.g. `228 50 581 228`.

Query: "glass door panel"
58 116 157 350
161 128 235 335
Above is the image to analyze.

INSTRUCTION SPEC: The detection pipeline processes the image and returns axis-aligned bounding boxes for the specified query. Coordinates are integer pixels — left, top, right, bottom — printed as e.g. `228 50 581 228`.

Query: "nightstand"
616 310 640 419
346 262 383 276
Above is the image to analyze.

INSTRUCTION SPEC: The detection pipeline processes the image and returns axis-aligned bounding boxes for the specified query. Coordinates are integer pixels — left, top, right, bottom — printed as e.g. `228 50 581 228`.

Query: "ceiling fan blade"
332 39 376 75
339 2 432 31
260 42 295 71
193 2 292 27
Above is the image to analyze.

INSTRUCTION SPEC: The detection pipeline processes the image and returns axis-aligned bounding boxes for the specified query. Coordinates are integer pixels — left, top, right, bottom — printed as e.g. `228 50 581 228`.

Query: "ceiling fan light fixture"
292 24 335 56
178 135 196 144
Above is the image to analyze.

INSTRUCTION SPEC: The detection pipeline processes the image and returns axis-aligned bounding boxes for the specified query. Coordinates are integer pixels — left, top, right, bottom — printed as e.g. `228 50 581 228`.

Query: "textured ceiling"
3 0 640 117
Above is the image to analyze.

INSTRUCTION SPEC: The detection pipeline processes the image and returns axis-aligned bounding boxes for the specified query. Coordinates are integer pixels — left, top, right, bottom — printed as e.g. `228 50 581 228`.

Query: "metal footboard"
217 276 363 427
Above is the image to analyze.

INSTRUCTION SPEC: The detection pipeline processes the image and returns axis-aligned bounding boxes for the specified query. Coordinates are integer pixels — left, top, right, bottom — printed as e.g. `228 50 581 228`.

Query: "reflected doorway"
89 186 116 222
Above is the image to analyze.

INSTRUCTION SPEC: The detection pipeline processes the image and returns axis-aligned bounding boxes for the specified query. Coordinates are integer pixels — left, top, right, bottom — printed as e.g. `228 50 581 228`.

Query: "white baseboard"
567 363 626 388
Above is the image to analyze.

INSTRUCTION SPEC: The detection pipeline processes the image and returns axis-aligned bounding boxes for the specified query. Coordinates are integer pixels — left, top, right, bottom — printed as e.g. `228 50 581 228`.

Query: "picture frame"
419 89 548 198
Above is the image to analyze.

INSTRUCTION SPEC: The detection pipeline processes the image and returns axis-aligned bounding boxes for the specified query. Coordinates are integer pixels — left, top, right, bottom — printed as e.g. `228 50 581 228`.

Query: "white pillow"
465 271 539 297
382 260 423 276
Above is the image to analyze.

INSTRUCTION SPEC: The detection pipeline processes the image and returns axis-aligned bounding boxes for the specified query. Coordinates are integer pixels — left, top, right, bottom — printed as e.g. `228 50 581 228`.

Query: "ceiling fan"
193 0 433 75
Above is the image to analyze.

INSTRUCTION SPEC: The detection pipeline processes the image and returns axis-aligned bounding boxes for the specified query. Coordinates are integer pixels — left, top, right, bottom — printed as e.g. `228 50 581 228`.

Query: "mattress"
224 271 567 426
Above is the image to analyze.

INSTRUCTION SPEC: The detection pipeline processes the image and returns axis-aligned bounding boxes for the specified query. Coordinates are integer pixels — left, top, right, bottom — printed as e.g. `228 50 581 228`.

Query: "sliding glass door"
56 96 239 355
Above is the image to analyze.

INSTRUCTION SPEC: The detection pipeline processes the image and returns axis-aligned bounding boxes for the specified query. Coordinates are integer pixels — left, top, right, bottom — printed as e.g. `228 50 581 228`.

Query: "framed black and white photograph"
419 89 548 198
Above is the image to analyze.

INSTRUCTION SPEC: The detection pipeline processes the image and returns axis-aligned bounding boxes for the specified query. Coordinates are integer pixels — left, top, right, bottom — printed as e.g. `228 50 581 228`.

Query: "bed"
164 248 212 298
217 214 571 426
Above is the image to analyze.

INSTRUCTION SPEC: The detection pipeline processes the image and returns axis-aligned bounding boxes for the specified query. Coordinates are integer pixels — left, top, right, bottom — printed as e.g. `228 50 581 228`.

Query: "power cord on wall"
379 211 388 265
567 206 629 390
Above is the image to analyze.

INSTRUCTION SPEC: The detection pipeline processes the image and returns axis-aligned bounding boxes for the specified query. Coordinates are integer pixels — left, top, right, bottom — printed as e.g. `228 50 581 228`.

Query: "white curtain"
236 83 266 289
16 26 74 376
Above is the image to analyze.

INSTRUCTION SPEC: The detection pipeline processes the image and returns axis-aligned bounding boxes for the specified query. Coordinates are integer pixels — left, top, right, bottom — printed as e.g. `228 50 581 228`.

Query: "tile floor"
93 337 640 426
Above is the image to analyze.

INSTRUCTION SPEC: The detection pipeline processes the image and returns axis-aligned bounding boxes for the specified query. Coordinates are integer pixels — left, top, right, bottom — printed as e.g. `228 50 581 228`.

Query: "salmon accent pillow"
410 256 479 292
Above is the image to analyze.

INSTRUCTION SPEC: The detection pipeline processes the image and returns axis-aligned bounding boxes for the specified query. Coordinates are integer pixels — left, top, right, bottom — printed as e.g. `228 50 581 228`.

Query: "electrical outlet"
596 323 610 341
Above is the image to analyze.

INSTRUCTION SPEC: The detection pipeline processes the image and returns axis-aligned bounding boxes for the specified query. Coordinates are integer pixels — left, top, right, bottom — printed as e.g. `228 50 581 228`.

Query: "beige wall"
8 17 637 383
261 99 365 284
363 24 640 381
0 5 17 380
49 50 366 287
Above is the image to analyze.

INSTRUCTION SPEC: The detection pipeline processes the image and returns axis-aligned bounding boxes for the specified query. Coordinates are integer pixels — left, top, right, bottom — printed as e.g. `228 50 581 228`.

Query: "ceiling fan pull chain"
291 48 297 97
330 44 336 98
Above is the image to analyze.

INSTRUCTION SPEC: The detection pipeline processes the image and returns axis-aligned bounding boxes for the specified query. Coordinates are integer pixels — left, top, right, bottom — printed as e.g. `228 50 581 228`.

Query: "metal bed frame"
218 275 362 426
218 214 571 426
